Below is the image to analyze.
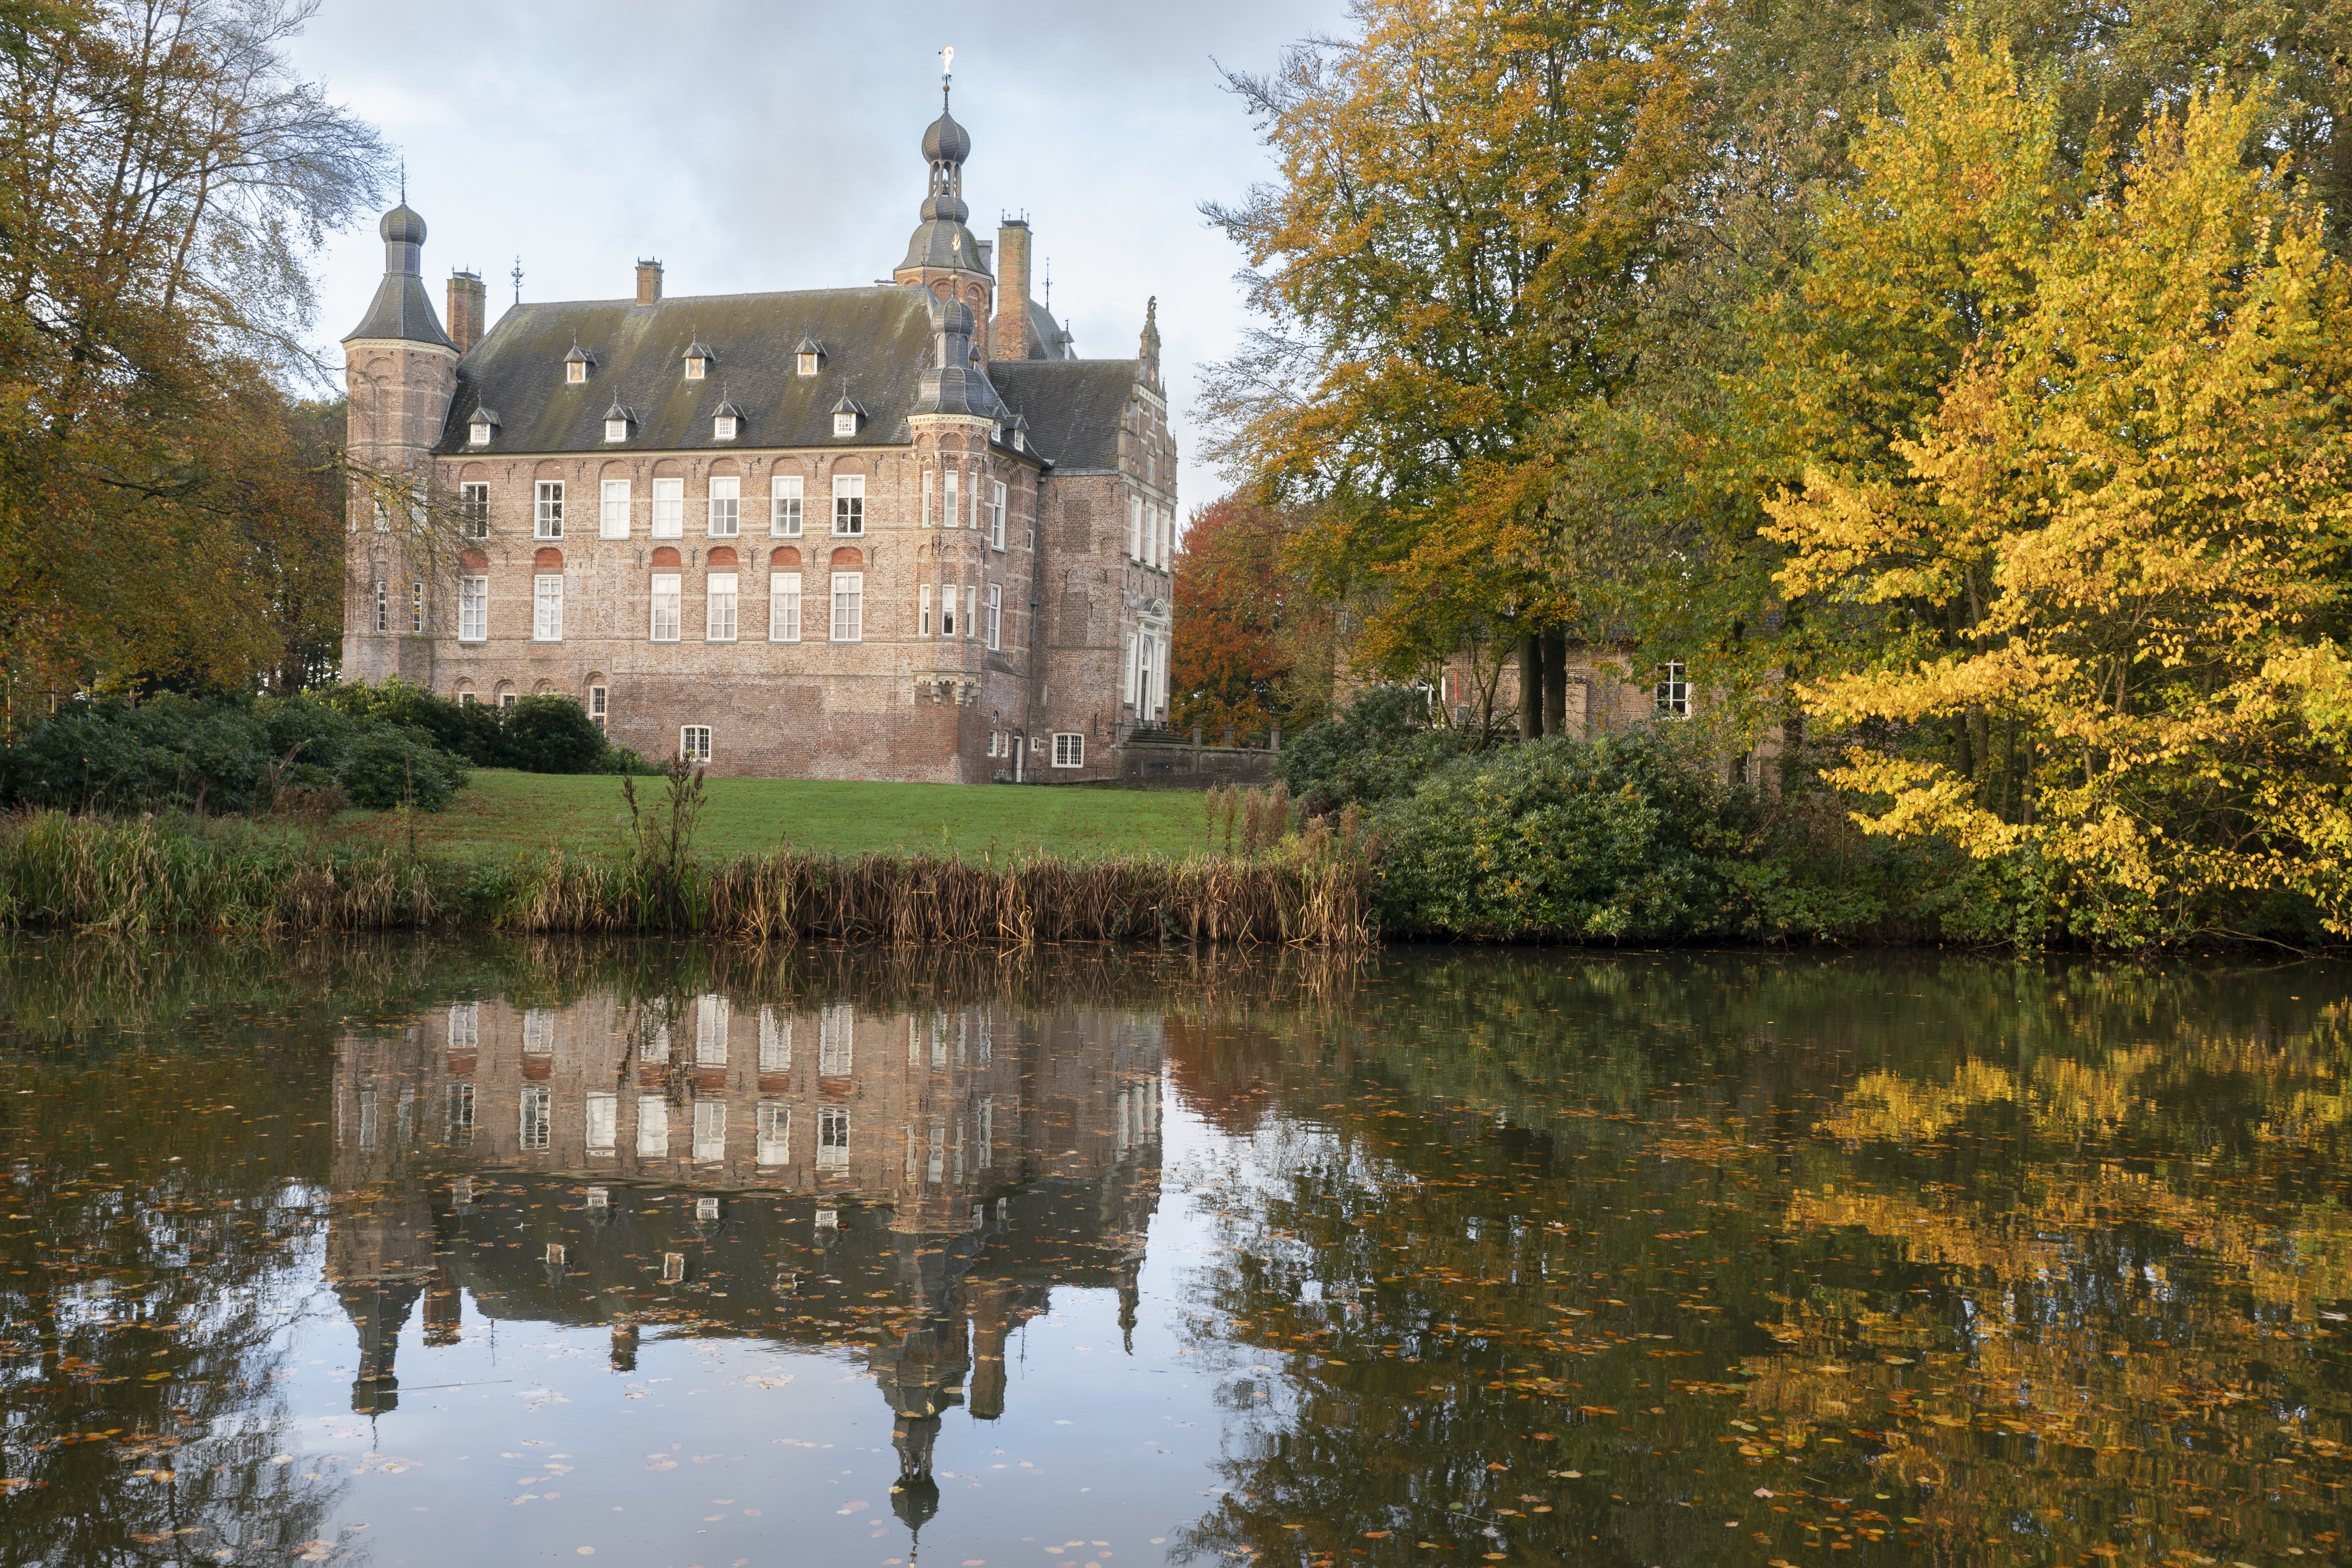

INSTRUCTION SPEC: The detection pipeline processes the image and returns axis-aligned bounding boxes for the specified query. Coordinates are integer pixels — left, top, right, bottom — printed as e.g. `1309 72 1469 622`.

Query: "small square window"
713 414 737 440
684 356 706 381
833 411 857 437
469 417 494 446
566 361 586 385
605 416 628 443
1052 733 1084 769
681 725 712 764
798 352 820 377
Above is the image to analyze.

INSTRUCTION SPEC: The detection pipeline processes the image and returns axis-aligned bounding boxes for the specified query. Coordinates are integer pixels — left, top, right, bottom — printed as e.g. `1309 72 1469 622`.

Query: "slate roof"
440 288 940 455
989 359 1139 472
346 265 450 348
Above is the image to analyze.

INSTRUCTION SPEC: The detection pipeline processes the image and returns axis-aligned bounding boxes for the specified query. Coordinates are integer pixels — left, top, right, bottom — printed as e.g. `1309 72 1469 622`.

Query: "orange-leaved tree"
1171 496 1334 737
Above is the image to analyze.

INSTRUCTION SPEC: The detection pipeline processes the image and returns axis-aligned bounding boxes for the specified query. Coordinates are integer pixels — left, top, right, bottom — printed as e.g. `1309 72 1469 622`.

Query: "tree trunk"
1518 635 1542 740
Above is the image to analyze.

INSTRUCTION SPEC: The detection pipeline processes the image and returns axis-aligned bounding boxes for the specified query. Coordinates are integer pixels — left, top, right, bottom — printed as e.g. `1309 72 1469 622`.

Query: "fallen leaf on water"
838 1501 869 1515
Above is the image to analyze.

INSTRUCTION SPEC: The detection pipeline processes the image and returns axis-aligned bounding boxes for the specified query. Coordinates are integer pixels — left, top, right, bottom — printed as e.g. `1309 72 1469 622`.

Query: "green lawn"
347 769 1216 864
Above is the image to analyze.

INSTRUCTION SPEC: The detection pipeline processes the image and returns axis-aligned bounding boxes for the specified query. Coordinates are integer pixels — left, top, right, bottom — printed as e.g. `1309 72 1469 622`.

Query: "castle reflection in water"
324 980 1163 1534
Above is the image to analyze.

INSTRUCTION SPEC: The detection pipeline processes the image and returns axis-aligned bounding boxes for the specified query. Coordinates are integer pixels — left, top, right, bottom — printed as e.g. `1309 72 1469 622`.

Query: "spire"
343 198 451 347
897 53 986 277
1138 297 1161 386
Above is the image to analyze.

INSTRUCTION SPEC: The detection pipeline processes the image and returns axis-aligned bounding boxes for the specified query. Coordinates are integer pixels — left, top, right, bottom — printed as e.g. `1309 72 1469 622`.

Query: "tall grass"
0 808 1373 945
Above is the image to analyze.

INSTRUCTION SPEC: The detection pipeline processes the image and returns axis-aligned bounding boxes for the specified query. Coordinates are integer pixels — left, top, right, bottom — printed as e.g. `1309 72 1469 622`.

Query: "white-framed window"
600 479 630 539
817 1106 849 1169
652 477 683 538
818 1005 852 1076
756 1103 789 1165
832 475 864 535
922 468 934 527
1656 661 1690 719
943 470 958 530
588 684 607 730
684 353 707 382
523 1009 555 1054
535 481 564 539
691 1100 725 1162
695 995 729 1065
586 1185 609 1209
469 414 494 447
831 572 862 642
963 585 976 641
770 474 802 537
708 476 739 537
566 359 586 385
445 1082 474 1144
758 1008 791 1071
919 584 933 636
660 1251 686 1283
769 572 801 642
1053 732 1084 769
833 408 858 437
681 725 712 763
372 499 388 533
636 1095 668 1157
534 574 563 641
459 691 477 708
941 584 956 637
798 349 820 377
641 1002 671 1062
372 579 387 633
1129 494 1143 559
604 413 629 443
459 577 486 641
586 1092 617 1153
521 1085 551 1151
991 481 1007 550
499 691 517 711
706 572 738 642
650 573 681 641
987 584 1001 651
448 1002 479 1049
713 411 737 441
461 482 490 538
410 580 426 633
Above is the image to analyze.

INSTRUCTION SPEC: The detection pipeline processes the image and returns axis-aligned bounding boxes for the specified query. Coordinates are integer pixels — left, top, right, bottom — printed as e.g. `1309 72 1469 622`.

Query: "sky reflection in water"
0 940 2346 1568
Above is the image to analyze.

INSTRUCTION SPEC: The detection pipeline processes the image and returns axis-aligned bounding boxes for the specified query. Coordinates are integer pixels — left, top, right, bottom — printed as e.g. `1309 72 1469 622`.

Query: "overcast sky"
287 0 1348 510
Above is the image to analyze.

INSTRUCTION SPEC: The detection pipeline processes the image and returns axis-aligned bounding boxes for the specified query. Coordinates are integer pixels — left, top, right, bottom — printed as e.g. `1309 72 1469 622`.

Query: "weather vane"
511 255 523 306
939 45 954 107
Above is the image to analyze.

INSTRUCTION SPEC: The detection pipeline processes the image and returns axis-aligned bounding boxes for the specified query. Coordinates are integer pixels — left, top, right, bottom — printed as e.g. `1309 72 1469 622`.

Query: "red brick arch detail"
459 548 488 569
533 547 563 568
650 546 682 568
830 546 864 568
770 546 802 567
706 546 737 567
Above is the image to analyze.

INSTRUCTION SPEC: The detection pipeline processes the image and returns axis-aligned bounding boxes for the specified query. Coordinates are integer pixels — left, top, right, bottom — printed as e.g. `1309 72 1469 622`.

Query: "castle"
340 73 1176 782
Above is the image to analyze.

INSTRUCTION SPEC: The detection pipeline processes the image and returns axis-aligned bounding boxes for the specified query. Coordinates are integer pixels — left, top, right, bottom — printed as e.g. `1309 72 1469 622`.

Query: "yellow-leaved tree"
1765 36 2352 943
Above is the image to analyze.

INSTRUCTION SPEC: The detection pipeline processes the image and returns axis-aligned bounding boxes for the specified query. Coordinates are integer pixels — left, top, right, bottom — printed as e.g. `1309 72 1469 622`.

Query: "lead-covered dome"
379 203 427 245
922 109 969 166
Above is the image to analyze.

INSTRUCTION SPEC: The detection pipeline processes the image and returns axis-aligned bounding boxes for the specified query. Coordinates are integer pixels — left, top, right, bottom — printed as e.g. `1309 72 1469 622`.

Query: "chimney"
635 258 663 306
445 270 486 356
992 219 1032 362
978 239 993 273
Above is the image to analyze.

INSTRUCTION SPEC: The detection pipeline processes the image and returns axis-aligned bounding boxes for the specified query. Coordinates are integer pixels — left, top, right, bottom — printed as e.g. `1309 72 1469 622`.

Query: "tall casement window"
922 468 934 527
650 573 682 641
962 585 976 641
534 573 563 641
759 1008 791 1071
691 1100 725 1162
769 572 801 642
410 580 426 633
756 1103 789 1165
990 481 1007 550
600 479 630 539
372 579 388 633
586 1093 617 1154
588 684 608 731
521 1085 551 1151
987 584 1002 651
696 995 728 1062
708 476 739 537
1129 494 1143 559
459 576 487 642
831 572 862 641
1655 661 1690 719
770 475 802 537
832 474 864 535
445 1082 475 1145
943 469 958 530
636 1095 669 1157
940 584 956 637
706 572 737 642
680 725 712 763
919 583 933 636
523 1008 555 1055
818 1005 853 1076
460 482 490 538
652 477 683 538
534 481 564 540
817 1107 850 1169
1052 733 1085 768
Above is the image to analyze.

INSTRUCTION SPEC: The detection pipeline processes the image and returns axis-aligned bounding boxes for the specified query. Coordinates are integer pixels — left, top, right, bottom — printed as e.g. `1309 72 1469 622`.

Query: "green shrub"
318 679 505 764
335 728 470 811
1279 684 1472 813
0 695 276 813
499 694 607 774
1373 733 1753 940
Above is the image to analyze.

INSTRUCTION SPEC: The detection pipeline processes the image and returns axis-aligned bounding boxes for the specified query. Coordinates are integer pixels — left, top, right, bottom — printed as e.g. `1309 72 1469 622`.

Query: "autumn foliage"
1170 497 1329 737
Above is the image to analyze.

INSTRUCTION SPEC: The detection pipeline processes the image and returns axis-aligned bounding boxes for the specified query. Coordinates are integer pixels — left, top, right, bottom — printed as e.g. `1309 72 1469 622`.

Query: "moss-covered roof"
989 359 1139 472
440 288 938 455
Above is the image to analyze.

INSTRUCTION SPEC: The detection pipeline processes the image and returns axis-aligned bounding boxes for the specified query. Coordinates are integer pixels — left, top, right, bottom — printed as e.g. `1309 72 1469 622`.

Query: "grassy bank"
338 770 1211 864
0 809 1372 945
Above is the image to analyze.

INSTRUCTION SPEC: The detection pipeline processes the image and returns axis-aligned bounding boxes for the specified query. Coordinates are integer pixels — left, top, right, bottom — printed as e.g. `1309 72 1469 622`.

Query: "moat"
0 939 2345 1567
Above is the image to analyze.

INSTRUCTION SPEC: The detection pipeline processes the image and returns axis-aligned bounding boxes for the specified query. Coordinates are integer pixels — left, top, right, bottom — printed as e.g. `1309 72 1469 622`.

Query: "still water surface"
0 940 2347 1568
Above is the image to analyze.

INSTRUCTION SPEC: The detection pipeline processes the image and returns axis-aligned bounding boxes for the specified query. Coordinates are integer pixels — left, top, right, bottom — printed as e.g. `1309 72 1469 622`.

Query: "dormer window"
564 341 595 385
568 361 586 385
468 408 499 447
713 399 742 442
604 401 633 444
1007 414 1029 454
796 335 826 377
832 397 863 439
991 421 1003 444
683 339 714 381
